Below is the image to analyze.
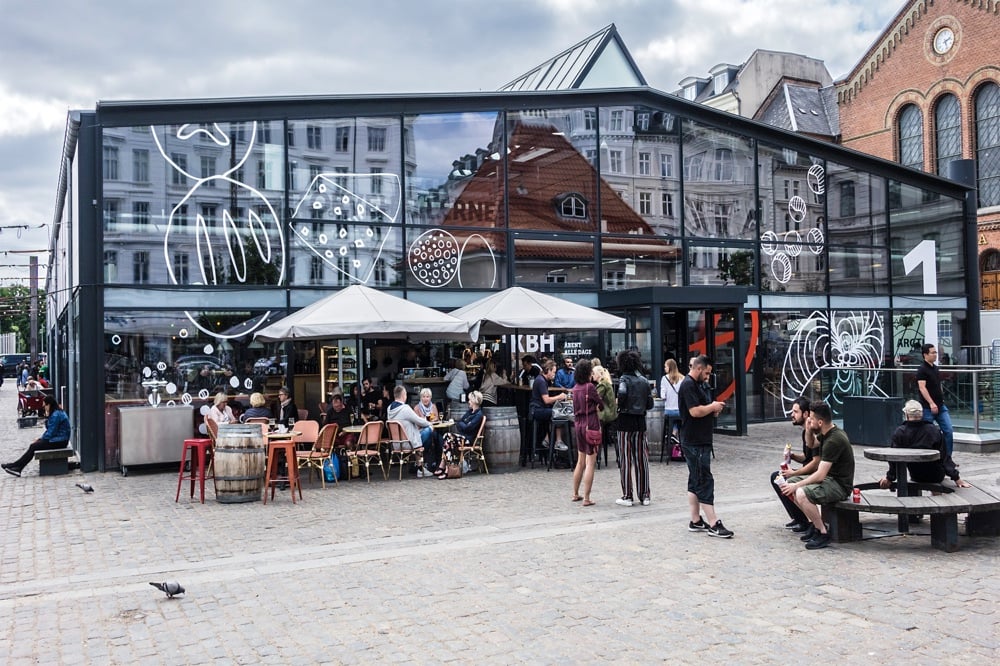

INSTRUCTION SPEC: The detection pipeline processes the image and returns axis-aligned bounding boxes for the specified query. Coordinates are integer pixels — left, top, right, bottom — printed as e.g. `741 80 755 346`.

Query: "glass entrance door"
687 308 739 433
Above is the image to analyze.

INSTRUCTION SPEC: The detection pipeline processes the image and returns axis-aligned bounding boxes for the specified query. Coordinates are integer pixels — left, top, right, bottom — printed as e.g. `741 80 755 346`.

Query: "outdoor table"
342 424 365 435
864 447 939 533
430 419 455 429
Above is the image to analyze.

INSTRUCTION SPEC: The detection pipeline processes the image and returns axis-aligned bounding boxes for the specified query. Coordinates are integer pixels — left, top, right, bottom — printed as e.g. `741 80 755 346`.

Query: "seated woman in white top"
209 392 236 425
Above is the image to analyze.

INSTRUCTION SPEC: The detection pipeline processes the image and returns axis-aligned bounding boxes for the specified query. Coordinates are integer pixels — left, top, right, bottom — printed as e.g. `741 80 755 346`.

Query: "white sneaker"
615 498 633 507
554 441 569 451
641 499 651 506
416 468 426 478
422 466 434 477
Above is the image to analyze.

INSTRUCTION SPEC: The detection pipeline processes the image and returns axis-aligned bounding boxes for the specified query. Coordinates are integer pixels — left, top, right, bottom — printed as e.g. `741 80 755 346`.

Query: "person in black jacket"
435 391 484 479
879 400 970 490
275 386 298 426
614 350 652 507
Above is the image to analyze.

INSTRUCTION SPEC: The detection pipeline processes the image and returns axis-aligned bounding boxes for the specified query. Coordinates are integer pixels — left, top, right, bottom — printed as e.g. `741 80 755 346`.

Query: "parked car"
1 354 32 378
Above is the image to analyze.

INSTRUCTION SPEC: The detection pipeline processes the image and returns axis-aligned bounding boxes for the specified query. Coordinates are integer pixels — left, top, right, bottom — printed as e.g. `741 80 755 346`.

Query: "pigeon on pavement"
149 581 185 598
75 483 94 493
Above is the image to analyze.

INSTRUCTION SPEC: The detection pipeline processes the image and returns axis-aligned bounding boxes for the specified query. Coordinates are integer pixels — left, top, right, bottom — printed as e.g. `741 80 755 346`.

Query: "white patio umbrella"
449 287 626 335
253 285 479 342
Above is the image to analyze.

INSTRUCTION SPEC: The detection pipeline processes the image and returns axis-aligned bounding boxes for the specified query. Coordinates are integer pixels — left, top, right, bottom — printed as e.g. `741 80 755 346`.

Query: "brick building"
836 0 1000 306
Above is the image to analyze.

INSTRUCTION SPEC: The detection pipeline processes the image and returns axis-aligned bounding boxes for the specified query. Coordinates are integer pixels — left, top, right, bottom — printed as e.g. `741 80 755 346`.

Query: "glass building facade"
49 88 977 471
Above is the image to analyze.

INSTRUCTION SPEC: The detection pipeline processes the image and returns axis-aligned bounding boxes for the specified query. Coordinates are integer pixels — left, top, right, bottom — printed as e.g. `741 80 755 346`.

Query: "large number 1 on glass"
902 240 938 348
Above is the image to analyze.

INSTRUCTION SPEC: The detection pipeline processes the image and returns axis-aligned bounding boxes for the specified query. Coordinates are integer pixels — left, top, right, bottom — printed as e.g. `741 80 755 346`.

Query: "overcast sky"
0 0 902 283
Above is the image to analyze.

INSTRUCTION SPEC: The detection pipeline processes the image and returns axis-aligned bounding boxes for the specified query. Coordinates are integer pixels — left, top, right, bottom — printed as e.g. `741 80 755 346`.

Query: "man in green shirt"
780 401 855 550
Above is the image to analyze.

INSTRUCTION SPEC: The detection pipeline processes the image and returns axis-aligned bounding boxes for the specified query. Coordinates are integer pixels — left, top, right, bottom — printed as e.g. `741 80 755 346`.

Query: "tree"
0 285 46 353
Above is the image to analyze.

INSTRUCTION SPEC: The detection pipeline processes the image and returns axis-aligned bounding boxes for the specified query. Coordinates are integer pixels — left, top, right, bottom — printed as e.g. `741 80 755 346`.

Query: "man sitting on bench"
3 395 71 478
780 401 855 550
879 400 971 492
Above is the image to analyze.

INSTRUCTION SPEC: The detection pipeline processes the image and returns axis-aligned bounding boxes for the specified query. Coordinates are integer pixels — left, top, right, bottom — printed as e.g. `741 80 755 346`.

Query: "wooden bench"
34 448 75 476
823 482 1000 552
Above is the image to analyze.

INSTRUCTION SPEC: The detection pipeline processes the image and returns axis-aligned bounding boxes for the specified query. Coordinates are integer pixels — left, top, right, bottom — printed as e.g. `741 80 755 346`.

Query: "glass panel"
600 234 681 289
935 94 962 176
105 122 286 287
827 245 888 294
287 220 402 288
506 107 598 233
826 162 887 246
898 104 924 170
760 242 826 293
104 309 282 403
512 234 596 286
756 143 824 240
609 105 681 239
681 119 755 240
687 242 756 287
406 111 504 228
889 182 965 294
404 227 506 290
975 82 1000 207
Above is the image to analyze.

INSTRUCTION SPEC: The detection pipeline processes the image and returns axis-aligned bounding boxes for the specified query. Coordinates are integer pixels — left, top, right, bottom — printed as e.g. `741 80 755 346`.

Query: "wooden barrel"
483 406 520 472
646 398 665 460
448 401 468 422
214 424 266 504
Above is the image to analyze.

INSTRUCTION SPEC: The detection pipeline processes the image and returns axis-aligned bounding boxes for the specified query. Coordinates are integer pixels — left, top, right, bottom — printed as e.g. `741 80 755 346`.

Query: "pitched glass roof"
499 24 647 92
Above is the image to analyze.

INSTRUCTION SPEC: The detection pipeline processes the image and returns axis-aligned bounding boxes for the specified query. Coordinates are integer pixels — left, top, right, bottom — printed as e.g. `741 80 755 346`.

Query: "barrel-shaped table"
213 424 266 503
483 406 520 472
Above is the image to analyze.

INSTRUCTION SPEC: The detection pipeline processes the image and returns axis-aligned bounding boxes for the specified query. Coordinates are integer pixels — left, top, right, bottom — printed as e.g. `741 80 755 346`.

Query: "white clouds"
0 84 75 138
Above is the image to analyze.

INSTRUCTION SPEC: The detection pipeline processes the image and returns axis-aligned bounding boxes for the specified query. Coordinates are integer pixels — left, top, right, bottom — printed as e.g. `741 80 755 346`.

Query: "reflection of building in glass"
48 23 979 471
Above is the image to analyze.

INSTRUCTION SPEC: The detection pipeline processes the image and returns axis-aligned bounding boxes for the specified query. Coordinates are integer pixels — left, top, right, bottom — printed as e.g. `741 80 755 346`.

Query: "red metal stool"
175 438 214 503
263 440 303 504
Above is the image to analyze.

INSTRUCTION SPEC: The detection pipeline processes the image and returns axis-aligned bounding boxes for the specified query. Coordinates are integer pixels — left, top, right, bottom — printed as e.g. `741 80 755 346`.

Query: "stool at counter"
263 439 302 504
175 438 214 503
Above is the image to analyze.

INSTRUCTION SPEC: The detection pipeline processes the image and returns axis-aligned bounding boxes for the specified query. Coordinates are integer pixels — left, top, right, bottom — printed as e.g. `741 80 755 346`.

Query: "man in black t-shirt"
914 343 954 456
677 355 733 538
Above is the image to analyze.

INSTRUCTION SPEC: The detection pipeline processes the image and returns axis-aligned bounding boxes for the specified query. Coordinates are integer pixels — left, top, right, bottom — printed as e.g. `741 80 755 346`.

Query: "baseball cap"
902 400 923 416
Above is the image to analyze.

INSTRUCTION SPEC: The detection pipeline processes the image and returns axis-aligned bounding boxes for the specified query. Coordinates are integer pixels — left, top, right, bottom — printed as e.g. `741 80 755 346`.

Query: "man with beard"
770 397 820 533
780 401 855 550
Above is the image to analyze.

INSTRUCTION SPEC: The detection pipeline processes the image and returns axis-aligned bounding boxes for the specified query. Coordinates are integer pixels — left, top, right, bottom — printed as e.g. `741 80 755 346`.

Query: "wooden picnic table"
863 447 939 533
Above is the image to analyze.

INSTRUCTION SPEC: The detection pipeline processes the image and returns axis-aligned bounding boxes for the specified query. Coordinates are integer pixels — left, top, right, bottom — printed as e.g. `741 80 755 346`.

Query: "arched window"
898 104 924 170
934 94 962 176
555 193 588 220
975 82 1000 207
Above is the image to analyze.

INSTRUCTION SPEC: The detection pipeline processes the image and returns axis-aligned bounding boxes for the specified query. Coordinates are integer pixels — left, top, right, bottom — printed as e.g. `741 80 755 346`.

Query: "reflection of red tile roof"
443 121 677 261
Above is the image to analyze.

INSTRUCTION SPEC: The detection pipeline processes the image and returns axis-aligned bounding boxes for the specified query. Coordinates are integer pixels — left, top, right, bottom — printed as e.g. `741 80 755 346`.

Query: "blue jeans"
923 405 954 456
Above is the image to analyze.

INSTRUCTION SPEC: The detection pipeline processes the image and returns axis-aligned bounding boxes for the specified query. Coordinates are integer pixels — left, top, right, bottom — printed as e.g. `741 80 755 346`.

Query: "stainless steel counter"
118 405 196 475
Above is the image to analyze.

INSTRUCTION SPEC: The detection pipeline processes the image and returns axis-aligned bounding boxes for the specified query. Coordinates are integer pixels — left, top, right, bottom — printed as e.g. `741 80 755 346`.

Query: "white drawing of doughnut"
771 253 793 284
788 196 807 223
761 230 779 256
807 164 825 195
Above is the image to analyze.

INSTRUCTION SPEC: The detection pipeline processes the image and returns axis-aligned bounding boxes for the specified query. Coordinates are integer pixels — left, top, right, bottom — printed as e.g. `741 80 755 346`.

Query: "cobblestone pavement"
0 380 997 664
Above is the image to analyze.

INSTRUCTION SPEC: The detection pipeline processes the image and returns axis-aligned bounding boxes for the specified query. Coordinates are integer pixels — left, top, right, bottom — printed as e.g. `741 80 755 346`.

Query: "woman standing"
593 365 617 465
443 359 470 406
478 359 508 407
571 359 601 506
660 358 684 446
615 350 652 507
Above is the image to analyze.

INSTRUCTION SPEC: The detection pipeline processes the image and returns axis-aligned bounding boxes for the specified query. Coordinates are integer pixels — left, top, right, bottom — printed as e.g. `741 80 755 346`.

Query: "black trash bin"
842 396 903 446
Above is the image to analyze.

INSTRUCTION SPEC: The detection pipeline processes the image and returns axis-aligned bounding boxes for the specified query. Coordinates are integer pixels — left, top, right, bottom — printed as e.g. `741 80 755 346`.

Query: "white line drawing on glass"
780 310 885 414
405 229 498 289
807 164 825 195
290 174 400 285
760 163 826 284
152 122 285 340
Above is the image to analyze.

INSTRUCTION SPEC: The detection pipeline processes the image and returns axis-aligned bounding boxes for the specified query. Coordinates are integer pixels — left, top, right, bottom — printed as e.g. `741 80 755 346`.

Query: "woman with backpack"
615 350 652 507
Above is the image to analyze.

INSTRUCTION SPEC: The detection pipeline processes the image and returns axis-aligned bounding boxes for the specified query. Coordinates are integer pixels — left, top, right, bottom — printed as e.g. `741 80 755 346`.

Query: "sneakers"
416 467 430 478
790 522 811 534
707 520 734 538
554 441 569 451
641 498 651 506
799 523 829 541
2 464 21 478
784 519 800 530
688 518 710 532
804 532 832 550
615 498 634 507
